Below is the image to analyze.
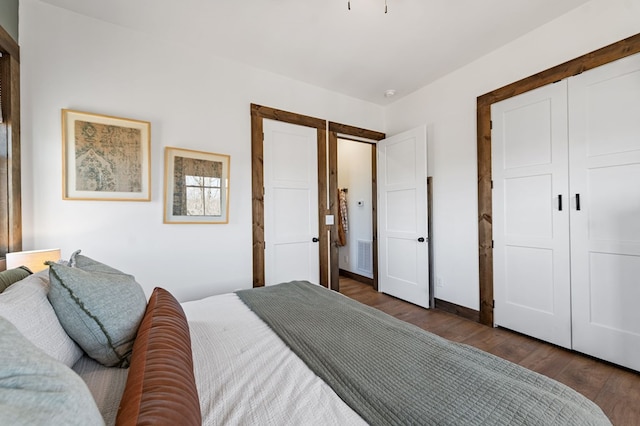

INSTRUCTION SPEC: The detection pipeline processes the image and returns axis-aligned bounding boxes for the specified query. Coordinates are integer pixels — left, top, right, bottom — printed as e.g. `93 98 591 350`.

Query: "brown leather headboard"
116 287 201 426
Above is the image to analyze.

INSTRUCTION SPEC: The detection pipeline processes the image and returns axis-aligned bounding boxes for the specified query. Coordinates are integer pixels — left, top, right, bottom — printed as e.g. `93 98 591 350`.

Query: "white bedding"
72 355 128 425
182 293 366 426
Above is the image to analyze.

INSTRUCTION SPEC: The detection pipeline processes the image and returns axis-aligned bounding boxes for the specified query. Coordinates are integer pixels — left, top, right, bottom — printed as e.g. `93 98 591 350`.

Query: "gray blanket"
236 281 611 426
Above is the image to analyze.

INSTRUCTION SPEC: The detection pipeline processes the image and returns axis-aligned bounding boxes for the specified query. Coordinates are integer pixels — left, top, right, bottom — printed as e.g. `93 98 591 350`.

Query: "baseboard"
339 269 374 286
434 298 480 323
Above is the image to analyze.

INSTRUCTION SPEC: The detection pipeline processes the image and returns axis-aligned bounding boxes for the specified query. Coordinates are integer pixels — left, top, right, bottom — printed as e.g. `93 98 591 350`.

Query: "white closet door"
263 119 320 286
491 82 572 348
569 53 640 371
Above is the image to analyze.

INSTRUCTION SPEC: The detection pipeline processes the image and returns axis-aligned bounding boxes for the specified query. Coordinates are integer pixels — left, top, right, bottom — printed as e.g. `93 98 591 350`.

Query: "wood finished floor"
339 277 640 426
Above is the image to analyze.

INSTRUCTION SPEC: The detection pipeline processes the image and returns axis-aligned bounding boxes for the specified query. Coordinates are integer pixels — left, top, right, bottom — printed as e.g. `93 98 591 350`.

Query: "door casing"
0 25 22 261
477 32 640 326
251 104 385 289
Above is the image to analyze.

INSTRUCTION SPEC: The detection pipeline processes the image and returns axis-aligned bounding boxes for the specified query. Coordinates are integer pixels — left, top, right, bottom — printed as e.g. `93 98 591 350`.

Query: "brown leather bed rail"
116 287 201 426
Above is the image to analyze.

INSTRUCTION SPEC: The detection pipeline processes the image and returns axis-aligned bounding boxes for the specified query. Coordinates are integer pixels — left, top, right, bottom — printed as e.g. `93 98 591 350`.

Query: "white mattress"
182 293 366 426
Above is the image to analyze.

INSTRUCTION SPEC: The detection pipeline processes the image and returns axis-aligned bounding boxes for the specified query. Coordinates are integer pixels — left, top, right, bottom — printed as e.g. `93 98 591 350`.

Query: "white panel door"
263 119 319 285
568 53 640 371
492 82 572 348
377 126 429 308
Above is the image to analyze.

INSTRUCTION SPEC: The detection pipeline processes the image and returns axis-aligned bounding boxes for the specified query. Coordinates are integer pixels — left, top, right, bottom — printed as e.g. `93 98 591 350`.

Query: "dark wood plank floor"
339 277 640 426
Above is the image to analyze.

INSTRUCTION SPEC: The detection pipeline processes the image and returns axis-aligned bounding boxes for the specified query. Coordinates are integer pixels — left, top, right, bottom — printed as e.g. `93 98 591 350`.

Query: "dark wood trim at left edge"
0 24 22 264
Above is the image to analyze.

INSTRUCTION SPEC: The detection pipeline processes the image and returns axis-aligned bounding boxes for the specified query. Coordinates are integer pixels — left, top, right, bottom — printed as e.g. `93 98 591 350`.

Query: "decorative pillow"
0 316 104 426
0 266 32 293
47 252 147 368
116 287 201 426
0 271 84 367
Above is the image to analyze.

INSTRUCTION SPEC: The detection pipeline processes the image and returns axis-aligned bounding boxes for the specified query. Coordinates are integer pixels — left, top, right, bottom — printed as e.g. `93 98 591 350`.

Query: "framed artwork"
163 147 230 224
62 109 151 201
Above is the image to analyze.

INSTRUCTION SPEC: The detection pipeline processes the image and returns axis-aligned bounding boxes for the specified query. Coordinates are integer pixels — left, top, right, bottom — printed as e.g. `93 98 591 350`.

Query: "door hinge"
490 180 493 189
492 300 495 308
490 120 493 130
491 240 494 248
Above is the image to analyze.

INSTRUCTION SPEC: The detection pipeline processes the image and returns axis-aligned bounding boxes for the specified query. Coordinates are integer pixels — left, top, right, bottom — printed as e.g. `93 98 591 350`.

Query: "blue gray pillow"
0 316 104 426
47 251 147 368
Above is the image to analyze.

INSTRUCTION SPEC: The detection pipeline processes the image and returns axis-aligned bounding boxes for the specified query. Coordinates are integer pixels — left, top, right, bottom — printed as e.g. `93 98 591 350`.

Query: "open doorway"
327 124 385 292
336 138 374 287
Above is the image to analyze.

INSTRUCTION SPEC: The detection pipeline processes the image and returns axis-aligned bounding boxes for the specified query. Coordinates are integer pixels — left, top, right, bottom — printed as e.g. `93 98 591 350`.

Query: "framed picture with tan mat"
62 109 151 201
163 147 230 224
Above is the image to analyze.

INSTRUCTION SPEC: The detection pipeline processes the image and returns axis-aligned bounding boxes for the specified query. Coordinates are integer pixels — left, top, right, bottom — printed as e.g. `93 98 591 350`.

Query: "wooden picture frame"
163 147 230 224
62 109 151 201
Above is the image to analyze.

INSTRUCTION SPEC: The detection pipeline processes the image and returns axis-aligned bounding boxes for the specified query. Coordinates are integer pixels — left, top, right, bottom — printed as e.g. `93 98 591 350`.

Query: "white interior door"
568 53 640 371
377 126 429 308
491 82 572 348
263 119 319 285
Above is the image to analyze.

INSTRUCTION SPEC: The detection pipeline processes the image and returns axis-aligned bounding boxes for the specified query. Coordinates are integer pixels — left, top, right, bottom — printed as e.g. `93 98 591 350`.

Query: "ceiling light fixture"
384 89 396 98
348 1 388 13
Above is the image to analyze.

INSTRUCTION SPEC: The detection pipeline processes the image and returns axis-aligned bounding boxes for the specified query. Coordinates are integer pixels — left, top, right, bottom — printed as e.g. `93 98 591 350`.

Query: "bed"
0 251 612 425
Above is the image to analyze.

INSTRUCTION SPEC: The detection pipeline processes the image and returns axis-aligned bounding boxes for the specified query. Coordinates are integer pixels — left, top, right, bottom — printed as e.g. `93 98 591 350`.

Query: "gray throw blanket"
236 281 611 426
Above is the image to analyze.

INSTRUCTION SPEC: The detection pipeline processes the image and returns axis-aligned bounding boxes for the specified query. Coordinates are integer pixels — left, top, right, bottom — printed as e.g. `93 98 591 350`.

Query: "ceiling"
39 0 592 105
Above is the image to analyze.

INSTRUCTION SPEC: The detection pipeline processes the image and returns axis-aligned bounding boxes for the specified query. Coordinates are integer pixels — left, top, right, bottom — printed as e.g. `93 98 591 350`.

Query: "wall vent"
357 240 372 274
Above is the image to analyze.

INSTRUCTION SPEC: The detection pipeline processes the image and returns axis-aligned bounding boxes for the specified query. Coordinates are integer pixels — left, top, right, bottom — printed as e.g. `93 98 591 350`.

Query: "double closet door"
492 53 640 371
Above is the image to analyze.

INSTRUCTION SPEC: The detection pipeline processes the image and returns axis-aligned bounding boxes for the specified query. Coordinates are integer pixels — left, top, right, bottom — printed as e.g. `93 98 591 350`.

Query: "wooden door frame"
477 33 640 326
328 123 385 292
251 104 328 287
0 24 22 265
250 104 385 289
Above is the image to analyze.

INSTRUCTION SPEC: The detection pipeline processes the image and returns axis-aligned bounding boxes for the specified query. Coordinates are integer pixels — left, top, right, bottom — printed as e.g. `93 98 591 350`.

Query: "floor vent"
357 240 372 274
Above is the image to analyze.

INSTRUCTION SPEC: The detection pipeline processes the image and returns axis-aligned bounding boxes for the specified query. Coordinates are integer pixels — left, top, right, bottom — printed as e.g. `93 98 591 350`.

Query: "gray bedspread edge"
236 281 611 426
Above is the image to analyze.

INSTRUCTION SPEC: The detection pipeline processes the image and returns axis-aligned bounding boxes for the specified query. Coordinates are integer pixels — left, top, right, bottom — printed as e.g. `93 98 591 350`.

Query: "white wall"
19 0 384 302
20 0 640 310
0 0 18 41
337 139 373 278
385 0 640 310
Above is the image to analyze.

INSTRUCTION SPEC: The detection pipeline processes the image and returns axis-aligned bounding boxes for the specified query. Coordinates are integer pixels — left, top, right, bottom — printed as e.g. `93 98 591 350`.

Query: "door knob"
418 237 426 243
312 237 319 243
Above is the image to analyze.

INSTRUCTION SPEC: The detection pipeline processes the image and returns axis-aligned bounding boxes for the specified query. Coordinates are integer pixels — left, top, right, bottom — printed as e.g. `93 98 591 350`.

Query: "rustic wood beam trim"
434 298 480 323
317 127 329 288
250 112 265 287
0 25 21 258
477 103 492 326
478 33 640 108
250 104 325 129
0 25 19 61
328 131 339 291
477 32 640 326
328 122 385 141
7 54 21 253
